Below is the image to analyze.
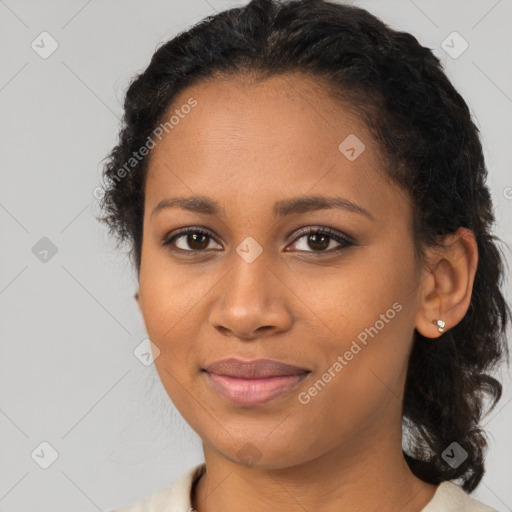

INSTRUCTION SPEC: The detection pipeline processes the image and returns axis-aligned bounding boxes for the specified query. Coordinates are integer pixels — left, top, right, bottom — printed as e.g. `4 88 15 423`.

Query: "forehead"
144 73 407 221
150 72 374 162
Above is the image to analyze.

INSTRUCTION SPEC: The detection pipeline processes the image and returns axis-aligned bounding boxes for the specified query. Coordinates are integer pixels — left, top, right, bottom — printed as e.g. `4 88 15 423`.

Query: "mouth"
201 358 311 407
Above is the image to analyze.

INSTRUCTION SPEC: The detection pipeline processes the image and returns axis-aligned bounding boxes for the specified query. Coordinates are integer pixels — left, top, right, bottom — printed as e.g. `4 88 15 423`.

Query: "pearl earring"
433 319 446 333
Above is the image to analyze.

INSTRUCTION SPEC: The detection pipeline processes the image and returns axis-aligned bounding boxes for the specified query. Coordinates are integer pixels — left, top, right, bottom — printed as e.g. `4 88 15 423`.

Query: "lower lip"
204 371 309 407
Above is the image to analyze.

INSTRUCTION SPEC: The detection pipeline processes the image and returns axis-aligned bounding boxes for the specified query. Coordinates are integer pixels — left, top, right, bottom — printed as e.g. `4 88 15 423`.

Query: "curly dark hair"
97 0 511 493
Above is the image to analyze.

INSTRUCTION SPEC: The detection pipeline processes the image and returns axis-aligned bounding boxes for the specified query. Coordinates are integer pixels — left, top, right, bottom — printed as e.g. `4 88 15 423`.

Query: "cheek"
138 251 209 344
139 278 204 417
298 299 413 442
296 248 416 391
287 252 408 337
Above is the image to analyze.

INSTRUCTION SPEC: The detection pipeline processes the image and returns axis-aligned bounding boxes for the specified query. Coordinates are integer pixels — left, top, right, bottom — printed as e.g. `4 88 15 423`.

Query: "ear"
414 227 478 339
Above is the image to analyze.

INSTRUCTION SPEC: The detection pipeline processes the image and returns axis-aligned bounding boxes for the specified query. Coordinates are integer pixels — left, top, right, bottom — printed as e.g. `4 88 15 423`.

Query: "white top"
110 462 500 512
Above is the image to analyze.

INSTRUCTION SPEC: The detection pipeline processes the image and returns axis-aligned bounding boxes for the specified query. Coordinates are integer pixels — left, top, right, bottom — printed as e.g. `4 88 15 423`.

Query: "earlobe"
414 227 478 339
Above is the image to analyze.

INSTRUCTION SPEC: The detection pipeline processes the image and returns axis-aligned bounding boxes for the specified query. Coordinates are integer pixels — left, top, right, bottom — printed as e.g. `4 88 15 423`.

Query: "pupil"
189 233 208 250
309 233 328 251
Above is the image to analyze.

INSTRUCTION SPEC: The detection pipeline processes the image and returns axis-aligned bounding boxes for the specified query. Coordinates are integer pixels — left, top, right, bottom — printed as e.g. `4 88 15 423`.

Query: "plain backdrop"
0 0 511 511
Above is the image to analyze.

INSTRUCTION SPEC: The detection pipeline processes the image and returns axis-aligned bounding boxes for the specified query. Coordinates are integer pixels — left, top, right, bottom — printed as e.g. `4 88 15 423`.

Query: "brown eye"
305 233 330 251
162 227 222 252
183 232 210 250
288 227 353 254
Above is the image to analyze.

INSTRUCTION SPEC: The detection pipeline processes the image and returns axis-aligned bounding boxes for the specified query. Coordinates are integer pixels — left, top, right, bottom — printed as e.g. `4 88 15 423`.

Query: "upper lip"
203 358 310 378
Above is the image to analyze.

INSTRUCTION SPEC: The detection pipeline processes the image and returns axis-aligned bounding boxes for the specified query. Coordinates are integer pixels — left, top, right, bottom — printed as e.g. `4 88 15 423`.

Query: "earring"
433 319 446 333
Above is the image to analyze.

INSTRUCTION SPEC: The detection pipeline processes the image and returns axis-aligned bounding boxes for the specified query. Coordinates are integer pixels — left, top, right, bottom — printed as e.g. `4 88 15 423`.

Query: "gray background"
0 0 511 510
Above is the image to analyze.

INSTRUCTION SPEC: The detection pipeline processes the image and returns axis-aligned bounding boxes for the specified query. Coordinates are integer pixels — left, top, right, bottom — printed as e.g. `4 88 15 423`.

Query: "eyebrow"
150 194 374 221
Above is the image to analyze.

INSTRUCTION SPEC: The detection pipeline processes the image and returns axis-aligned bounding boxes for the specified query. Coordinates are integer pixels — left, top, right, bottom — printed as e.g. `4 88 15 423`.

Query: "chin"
209 434 315 471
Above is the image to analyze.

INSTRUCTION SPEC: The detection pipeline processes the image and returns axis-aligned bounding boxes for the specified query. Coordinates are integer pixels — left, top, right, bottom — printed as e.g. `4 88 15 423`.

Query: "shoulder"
421 481 501 512
109 462 206 512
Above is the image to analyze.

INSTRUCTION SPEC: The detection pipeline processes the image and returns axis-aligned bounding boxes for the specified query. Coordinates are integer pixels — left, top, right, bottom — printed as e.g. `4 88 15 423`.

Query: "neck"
191 414 438 512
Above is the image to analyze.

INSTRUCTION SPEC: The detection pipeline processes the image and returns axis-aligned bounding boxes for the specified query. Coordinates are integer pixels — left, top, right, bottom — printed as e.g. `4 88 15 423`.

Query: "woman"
98 0 511 510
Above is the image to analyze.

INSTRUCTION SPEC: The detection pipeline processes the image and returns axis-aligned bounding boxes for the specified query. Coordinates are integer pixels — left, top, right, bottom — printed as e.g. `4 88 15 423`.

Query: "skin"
134 72 478 512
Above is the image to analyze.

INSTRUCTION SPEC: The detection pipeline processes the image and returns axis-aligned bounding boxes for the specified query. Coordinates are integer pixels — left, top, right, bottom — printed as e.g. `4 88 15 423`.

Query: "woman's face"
137 73 426 468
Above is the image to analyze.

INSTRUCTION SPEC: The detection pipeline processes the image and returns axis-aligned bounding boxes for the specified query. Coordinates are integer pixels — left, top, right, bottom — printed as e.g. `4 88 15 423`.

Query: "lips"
202 358 311 406
203 358 309 378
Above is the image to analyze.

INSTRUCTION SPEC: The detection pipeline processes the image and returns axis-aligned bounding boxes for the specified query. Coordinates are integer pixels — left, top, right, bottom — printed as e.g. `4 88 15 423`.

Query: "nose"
208 248 293 341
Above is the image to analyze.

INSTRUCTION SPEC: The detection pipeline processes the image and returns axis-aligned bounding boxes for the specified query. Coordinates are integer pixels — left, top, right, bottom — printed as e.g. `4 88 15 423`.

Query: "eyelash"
161 226 354 256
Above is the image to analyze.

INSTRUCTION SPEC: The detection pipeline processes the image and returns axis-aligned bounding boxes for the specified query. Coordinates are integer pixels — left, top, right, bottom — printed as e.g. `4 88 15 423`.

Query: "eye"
286 226 353 254
161 226 354 255
162 227 221 252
